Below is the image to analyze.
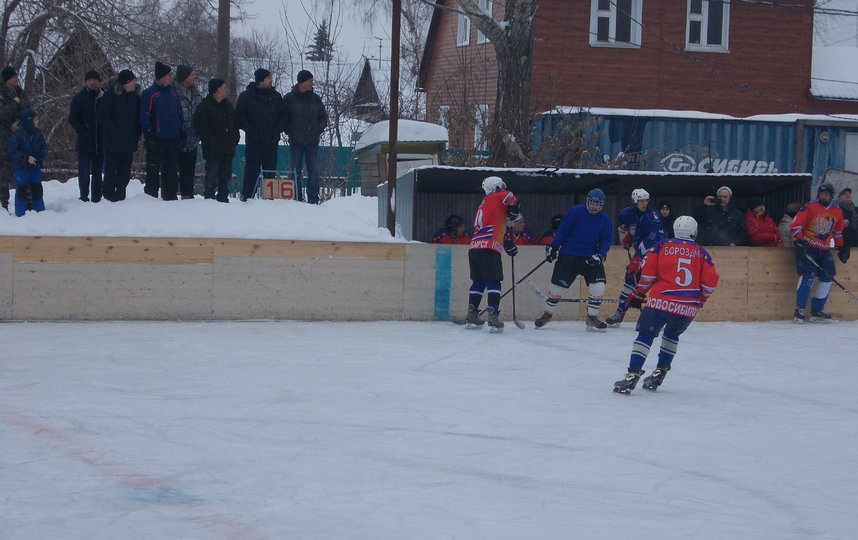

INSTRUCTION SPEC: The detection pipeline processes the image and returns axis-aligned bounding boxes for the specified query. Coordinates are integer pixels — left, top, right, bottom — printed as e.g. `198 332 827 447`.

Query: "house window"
686 0 729 52
476 0 492 44
457 12 470 46
474 104 489 151
589 0 642 48
438 105 450 128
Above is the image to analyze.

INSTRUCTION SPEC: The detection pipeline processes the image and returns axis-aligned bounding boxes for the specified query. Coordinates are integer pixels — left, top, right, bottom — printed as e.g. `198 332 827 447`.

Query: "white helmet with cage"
482 176 506 195
673 215 698 241
631 188 650 203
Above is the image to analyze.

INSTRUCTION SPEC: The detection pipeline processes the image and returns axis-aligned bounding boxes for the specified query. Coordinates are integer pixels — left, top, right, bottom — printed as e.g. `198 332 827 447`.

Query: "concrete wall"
1 236 857 322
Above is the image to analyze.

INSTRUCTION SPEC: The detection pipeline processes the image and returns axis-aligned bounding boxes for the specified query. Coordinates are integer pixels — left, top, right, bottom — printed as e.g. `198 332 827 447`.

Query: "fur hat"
154 61 171 81
297 70 313 84
1 66 17 83
207 78 226 95
254 68 271 83
117 69 136 85
176 64 193 84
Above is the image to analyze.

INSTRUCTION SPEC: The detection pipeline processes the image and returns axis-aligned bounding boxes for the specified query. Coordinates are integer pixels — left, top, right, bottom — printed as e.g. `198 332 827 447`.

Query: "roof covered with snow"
354 120 448 151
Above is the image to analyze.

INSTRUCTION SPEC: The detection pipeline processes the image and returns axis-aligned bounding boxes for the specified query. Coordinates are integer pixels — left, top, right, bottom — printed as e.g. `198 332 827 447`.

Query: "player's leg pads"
795 275 814 308
629 332 654 372
546 283 564 311
656 334 679 368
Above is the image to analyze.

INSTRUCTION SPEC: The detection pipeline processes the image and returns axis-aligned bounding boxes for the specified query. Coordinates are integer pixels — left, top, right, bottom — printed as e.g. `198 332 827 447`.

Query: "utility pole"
386 0 401 235
217 0 230 80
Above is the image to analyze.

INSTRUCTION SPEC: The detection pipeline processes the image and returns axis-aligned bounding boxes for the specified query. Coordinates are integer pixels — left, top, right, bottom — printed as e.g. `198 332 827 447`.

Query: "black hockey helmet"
445 214 464 229
818 182 835 198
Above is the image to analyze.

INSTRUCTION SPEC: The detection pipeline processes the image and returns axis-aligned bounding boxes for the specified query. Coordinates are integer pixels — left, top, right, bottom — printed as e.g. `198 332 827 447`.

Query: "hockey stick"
510 257 525 329
804 253 858 304
529 281 620 303
449 259 549 325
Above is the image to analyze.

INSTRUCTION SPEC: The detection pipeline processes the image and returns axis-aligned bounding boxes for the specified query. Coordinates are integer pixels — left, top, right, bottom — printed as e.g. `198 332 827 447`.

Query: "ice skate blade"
792 317 804 324
465 323 484 330
808 317 832 323
606 321 621 328
489 326 504 334
613 387 631 395
586 325 607 333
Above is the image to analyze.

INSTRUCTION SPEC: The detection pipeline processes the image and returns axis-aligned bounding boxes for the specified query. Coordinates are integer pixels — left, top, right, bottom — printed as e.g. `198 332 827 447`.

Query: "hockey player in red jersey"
613 216 719 395
464 176 520 332
789 182 850 323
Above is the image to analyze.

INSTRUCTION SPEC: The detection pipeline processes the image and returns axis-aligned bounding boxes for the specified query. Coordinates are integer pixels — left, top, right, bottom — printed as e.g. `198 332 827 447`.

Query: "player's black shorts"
469 248 504 282
550 254 606 288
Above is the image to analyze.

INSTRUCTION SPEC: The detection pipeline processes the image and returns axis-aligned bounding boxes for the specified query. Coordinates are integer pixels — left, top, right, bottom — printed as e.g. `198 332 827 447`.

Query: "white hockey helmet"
631 188 650 203
673 215 698 241
482 176 506 195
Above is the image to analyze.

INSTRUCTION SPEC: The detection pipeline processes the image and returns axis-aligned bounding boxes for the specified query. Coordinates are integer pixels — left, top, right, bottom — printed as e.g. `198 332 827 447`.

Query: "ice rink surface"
2 319 856 540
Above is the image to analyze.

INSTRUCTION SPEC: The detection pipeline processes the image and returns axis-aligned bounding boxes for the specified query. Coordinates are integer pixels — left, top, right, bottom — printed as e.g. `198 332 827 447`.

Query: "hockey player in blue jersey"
535 188 613 331
606 188 665 327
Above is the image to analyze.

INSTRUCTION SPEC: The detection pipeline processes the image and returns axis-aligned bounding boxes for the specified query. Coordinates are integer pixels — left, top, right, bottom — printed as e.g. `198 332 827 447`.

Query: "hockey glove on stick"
838 244 851 264
626 256 643 275
503 239 518 257
627 290 646 310
545 245 558 263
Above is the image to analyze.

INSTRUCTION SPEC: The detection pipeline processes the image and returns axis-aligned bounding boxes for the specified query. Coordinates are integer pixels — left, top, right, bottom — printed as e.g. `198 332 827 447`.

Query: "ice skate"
642 366 670 391
534 311 552 328
465 305 485 329
809 309 833 323
613 369 644 395
486 306 504 333
792 307 805 324
585 315 607 332
606 310 626 328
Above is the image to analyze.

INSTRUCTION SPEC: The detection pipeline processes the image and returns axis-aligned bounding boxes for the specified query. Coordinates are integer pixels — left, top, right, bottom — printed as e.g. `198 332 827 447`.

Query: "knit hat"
747 197 765 211
1 66 17 83
208 78 226 95
254 68 271 83
297 69 313 84
176 64 193 84
84 70 101 82
657 200 671 212
839 187 852 197
716 185 733 197
444 214 464 229
154 61 171 81
117 69 136 85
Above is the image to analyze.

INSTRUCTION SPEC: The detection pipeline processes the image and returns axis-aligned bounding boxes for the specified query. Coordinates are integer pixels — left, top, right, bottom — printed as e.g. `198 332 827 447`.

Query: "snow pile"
1 179 402 243
353 119 448 151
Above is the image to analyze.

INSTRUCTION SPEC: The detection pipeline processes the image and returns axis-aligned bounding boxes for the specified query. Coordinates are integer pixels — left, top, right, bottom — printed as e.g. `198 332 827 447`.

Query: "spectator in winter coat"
658 200 676 238
68 70 104 202
744 197 782 247
140 61 183 200
282 70 329 204
778 202 801 248
173 65 202 199
506 217 536 245
0 66 29 211
193 78 239 203
431 214 471 244
99 70 141 202
837 188 858 247
536 214 564 245
235 68 282 201
697 186 747 246
8 109 47 216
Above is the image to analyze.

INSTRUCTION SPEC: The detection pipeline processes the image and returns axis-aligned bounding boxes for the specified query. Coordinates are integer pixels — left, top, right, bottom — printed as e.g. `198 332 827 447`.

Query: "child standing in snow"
8 108 47 216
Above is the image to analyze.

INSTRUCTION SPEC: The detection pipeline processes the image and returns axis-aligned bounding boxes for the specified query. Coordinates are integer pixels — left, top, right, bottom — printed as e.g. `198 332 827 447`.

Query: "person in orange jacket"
744 197 782 247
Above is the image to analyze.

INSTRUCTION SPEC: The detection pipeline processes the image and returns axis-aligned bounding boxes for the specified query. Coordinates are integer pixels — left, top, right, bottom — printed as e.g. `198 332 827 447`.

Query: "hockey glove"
627 290 646 310
839 244 851 264
545 245 559 263
619 227 632 249
585 254 605 267
626 256 643 275
503 239 518 257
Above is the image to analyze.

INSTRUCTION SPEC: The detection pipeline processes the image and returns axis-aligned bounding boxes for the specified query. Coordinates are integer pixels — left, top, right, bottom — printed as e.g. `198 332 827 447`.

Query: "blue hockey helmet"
586 188 605 214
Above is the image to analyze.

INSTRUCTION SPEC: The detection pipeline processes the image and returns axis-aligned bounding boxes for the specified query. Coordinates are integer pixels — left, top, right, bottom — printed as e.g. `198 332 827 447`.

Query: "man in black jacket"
0 66 29 211
68 70 104 202
696 186 747 246
235 68 282 200
193 78 239 203
282 70 328 204
98 70 141 202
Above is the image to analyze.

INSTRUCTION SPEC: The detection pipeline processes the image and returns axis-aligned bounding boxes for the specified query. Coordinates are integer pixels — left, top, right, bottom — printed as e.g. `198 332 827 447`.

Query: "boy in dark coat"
235 68 282 200
193 78 239 202
0 66 29 211
99 70 141 201
282 70 328 204
8 109 48 216
68 70 104 202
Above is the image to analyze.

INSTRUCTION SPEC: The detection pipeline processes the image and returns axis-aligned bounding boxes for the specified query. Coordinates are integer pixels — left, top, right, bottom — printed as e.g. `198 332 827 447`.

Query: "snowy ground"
2 319 856 540
0 180 399 243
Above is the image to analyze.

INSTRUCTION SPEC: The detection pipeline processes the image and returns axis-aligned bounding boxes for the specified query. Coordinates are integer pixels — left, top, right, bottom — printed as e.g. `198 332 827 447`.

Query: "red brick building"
419 0 858 149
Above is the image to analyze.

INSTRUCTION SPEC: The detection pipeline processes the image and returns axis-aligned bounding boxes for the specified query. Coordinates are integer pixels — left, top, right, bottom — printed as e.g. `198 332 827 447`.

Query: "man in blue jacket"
68 70 103 202
139 61 182 200
536 188 613 332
